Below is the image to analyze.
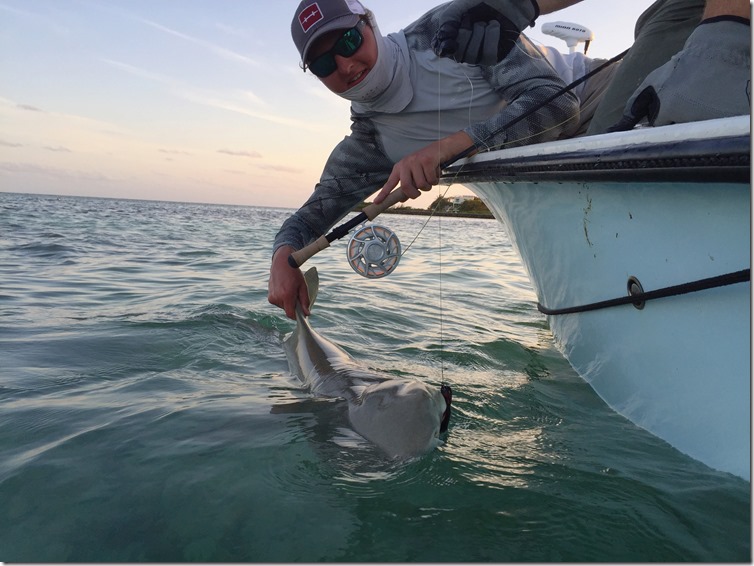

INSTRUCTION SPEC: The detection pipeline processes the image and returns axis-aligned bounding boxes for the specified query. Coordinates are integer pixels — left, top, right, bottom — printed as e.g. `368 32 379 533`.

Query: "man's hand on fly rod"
269 245 310 320
374 149 439 204
374 132 475 205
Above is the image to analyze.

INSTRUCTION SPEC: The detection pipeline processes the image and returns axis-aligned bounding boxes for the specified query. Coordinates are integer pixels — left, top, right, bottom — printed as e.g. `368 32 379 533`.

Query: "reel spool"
346 224 401 278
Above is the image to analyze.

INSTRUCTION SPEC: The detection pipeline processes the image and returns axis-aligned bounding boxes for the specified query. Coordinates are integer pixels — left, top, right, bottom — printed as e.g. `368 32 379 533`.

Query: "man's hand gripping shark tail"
283 267 452 459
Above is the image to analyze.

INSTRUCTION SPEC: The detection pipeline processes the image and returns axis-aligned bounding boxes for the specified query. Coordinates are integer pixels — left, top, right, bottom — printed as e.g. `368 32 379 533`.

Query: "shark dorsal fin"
303 267 319 309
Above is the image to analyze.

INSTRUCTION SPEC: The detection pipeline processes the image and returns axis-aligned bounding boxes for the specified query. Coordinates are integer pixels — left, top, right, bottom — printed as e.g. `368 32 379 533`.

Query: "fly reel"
346 223 401 278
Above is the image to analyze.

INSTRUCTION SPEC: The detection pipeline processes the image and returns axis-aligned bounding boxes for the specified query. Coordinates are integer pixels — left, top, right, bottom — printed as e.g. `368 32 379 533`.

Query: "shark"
283 267 452 459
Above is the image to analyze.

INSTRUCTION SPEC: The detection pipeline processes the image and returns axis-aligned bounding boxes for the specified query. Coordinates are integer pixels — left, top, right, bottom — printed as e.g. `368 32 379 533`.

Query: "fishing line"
431 60 478 386
436 53 446 385
426 53 488 386
437 191 446 384
402 64 476 257
399 64 474 252
412 39 627 391
397 183 452 255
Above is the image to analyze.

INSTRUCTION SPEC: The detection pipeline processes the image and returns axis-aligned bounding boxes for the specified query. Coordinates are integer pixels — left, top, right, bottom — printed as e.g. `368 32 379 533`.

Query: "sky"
1 0 657 209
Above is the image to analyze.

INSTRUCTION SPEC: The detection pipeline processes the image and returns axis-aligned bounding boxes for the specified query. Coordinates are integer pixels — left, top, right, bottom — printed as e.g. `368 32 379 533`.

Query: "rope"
537 269 750 315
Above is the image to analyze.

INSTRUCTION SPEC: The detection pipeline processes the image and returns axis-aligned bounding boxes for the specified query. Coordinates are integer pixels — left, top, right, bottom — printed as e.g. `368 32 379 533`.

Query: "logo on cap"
298 3 323 33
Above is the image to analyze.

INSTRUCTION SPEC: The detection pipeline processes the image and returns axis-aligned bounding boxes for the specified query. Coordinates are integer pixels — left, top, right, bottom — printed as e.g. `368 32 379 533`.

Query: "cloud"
159 148 192 162
1 96 132 140
0 3 69 34
181 91 319 130
256 163 303 174
0 140 23 148
100 58 175 85
17 104 43 112
100 59 318 131
214 23 249 39
84 2 258 67
0 3 35 17
44 145 72 152
242 90 267 107
0 161 114 182
217 149 262 159
136 17 259 68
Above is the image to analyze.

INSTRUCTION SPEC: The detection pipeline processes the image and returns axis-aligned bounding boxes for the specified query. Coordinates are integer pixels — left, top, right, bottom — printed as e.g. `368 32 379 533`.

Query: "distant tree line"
427 196 492 215
354 196 493 218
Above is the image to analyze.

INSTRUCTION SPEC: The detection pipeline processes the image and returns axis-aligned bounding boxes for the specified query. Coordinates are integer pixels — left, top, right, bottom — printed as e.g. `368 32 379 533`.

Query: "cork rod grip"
362 188 406 220
288 235 330 268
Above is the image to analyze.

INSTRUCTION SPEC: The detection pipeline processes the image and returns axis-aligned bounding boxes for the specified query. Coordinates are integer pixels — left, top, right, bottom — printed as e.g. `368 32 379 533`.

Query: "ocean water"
0 191 749 562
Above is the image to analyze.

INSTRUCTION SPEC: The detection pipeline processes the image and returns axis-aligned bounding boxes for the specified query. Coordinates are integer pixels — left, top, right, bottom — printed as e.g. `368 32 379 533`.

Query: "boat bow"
442 116 751 480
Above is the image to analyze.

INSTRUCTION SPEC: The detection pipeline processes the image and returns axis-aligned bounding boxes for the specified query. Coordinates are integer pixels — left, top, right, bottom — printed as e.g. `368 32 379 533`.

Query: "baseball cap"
291 0 367 66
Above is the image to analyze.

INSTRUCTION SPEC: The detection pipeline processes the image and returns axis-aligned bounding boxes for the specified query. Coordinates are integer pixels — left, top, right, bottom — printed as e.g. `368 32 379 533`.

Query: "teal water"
0 192 749 562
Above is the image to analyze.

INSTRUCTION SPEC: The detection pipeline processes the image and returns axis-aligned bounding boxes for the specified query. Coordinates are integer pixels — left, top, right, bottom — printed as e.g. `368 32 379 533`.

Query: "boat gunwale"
442 134 750 184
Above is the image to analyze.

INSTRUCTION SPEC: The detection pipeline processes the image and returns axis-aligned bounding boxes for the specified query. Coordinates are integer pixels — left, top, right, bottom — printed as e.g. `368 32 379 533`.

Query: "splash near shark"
283 267 451 459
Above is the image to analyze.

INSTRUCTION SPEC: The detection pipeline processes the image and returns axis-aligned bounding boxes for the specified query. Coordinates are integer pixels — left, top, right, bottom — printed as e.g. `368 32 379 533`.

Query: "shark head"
348 379 452 459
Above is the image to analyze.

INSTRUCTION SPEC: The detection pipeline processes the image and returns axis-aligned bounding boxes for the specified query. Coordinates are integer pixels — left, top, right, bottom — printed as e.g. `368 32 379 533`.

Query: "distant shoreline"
2 193 497 218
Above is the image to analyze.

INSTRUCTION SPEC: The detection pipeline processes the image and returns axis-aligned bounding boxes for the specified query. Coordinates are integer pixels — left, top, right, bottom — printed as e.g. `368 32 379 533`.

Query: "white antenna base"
541 21 595 54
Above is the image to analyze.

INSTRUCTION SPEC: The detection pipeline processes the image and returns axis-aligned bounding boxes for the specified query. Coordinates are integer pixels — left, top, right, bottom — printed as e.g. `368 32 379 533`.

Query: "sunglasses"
306 20 366 78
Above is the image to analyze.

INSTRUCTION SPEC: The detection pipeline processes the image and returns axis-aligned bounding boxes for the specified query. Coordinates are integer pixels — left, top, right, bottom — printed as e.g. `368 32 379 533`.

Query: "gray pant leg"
585 0 706 135
571 58 621 136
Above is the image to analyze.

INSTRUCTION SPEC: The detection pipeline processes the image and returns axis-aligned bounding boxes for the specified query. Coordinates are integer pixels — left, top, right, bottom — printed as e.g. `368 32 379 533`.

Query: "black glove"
609 17 751 132
432 0 540 66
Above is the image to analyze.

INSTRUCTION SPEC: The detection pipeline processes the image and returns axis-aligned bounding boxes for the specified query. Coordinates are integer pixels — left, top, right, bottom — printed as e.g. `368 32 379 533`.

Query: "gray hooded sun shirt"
274 3 580 254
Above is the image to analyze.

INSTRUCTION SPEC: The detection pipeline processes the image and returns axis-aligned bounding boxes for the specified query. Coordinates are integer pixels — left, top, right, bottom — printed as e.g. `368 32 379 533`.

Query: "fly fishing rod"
288 48 629 271
287 146 476 271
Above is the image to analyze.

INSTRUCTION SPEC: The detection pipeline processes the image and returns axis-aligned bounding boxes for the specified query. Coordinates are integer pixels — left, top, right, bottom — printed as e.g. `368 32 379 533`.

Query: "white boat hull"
445 117 751 480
